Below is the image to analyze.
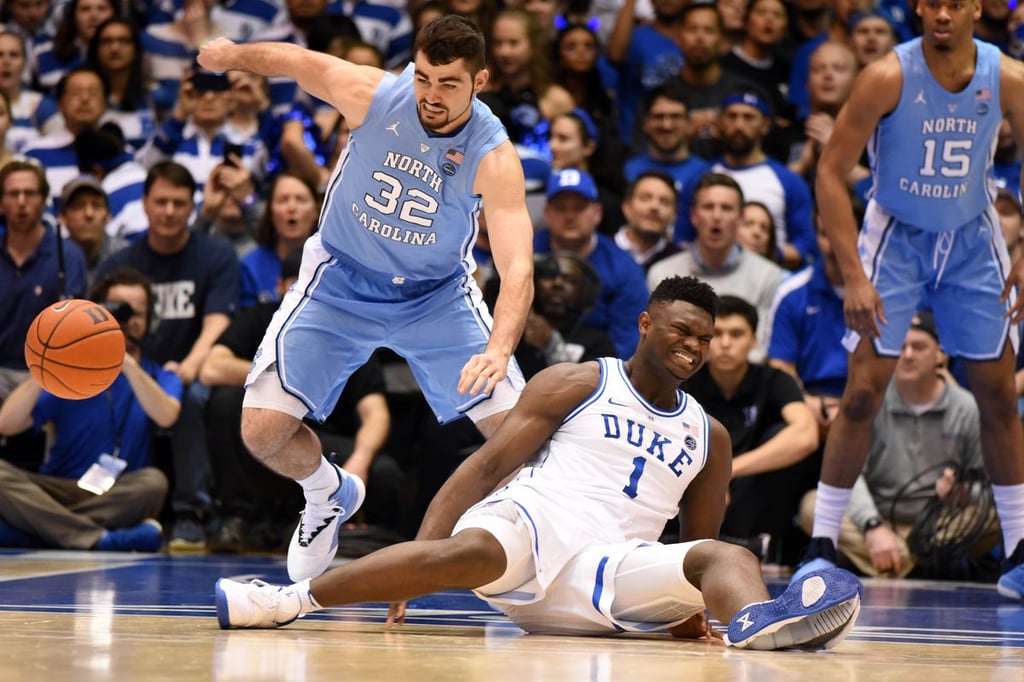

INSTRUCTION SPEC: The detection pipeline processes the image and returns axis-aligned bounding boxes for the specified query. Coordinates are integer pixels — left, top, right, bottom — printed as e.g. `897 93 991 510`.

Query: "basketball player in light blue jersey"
197 16 535 583
215 276 864 651
795 0 1024 599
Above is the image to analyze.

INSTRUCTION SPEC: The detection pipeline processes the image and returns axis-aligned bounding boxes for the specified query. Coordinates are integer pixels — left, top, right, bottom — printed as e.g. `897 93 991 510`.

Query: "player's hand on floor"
667 611 722 641
385 601 407 627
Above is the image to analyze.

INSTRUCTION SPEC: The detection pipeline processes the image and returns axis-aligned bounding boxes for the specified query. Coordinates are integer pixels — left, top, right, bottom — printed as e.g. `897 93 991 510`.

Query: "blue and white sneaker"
287 465 366 582
789 537 839 585
997 540 1024 600
215 578 301 629
726 567 863 651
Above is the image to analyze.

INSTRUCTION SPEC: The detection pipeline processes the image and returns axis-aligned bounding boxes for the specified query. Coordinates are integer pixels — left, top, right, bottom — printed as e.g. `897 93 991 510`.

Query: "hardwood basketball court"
0 550 1021 681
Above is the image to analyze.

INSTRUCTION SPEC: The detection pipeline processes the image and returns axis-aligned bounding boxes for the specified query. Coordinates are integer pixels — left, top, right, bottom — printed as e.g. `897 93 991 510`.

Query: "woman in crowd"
238 172 320 307
0 30 54 151
86 17 155 149
34 0 117 91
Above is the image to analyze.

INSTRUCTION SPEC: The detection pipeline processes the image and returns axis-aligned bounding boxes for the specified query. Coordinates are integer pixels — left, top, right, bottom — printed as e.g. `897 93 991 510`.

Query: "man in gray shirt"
647 172 784 361
798 312 991 577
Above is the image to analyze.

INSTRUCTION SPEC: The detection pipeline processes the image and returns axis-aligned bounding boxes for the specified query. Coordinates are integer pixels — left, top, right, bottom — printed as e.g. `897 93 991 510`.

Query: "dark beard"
725 134 757 157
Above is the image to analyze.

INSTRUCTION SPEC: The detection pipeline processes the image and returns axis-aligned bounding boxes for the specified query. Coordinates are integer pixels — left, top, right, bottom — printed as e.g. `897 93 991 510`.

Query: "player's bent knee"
434 529 508 588
240 408 302 460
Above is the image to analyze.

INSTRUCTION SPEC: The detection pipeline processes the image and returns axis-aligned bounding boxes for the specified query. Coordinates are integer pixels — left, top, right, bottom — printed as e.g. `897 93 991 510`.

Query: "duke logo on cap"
546 168 599 201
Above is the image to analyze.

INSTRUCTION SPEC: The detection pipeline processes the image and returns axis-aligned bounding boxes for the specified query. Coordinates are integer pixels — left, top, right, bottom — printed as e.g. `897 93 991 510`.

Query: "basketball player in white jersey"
198 17 535 584
215 276 863 651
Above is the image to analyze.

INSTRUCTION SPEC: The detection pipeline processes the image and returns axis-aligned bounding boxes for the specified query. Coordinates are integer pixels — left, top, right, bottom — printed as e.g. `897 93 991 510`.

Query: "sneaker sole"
728 596 861 650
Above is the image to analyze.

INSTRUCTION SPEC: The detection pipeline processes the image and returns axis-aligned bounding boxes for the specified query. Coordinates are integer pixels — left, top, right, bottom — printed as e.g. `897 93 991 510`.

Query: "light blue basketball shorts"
245 233 524 424
846 200 1019 360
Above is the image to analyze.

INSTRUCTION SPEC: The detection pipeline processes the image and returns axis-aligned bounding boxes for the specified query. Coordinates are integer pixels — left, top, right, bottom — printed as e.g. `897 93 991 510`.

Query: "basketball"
24 299 126 400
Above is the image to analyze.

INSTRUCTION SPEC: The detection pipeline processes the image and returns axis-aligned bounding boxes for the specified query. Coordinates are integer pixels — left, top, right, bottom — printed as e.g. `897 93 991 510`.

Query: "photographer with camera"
0 266 180 551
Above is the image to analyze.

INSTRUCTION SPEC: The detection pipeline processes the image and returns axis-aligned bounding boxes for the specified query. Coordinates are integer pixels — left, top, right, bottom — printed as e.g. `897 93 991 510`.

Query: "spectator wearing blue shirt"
32 0 116 92
0 159 88 395
136 67 264 206
23 66 109 209
710 89 816 270
85 18 157 150
0 266 180 551
768 217 848 440
624 84 711 244
605 0 686 146
94 161 240 552
0 31 59 153
534 168 649 357
74 123 148 241
239 172 318 307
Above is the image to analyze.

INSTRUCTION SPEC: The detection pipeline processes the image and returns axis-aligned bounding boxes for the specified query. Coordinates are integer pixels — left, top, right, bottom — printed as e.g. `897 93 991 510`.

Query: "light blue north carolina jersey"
319 64 508 284
869 38 1001 231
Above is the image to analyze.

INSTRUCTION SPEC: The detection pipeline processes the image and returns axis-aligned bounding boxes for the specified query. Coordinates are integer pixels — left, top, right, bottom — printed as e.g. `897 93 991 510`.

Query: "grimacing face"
412 53 486 134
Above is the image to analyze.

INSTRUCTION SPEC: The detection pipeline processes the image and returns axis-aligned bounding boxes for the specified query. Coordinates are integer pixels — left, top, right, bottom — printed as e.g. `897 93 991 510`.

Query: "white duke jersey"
483 358 712 590
319 64 508 285
869 38 1001 231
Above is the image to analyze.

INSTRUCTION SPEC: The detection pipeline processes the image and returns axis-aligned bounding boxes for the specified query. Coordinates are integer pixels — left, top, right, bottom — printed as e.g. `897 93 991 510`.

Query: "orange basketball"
24 299 126 400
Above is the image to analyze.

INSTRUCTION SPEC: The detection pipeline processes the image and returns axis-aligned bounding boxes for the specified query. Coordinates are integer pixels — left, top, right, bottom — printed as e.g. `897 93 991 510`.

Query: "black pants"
205 385 403 530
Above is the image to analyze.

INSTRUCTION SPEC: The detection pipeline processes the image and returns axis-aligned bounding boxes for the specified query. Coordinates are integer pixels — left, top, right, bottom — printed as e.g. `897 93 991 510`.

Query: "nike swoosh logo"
52 301 73 312
607 397 630 407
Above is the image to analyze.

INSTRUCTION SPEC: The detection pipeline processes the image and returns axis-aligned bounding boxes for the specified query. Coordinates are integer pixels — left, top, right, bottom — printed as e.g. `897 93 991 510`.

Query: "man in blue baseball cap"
534 168 649 358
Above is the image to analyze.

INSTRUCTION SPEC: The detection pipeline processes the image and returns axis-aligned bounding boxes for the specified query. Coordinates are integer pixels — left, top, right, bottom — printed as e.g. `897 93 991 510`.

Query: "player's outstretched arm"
816 54 901 338
197 38 385 128
417 362 600 543
459 141 535 396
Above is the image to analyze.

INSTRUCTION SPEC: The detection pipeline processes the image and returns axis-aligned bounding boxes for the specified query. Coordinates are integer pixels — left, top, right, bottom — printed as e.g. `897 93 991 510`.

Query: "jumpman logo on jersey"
386 121 400 136
914 90 926 105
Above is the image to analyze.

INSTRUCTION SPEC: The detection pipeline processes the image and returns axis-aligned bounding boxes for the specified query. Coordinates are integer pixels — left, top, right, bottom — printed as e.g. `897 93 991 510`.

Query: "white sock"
992 482 1024 555
811 482 853 545
293 579 323 616
297 456 342 505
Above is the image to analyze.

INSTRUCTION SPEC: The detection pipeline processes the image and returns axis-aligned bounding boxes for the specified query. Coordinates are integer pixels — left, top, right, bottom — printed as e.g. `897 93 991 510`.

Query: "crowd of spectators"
0 0 1021 579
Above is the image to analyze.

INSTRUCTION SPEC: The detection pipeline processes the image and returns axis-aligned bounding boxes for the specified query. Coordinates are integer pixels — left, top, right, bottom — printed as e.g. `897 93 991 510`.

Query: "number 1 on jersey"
622 456 646 499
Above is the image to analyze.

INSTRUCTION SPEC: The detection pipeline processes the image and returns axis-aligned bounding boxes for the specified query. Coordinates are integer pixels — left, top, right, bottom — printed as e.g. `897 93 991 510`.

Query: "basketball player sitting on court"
216 276 863 650
0 266 181 552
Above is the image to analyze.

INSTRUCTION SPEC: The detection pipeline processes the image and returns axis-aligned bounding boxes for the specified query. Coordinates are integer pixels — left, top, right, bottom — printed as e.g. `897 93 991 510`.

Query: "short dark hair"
144 161 196 197
56 65 110 101
643 82 689 115
414 15 486 74
680 0 723 31
716 295 758 334
691 171 744 205
648 276 718 320
89 265 155 329
626 170 679 203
